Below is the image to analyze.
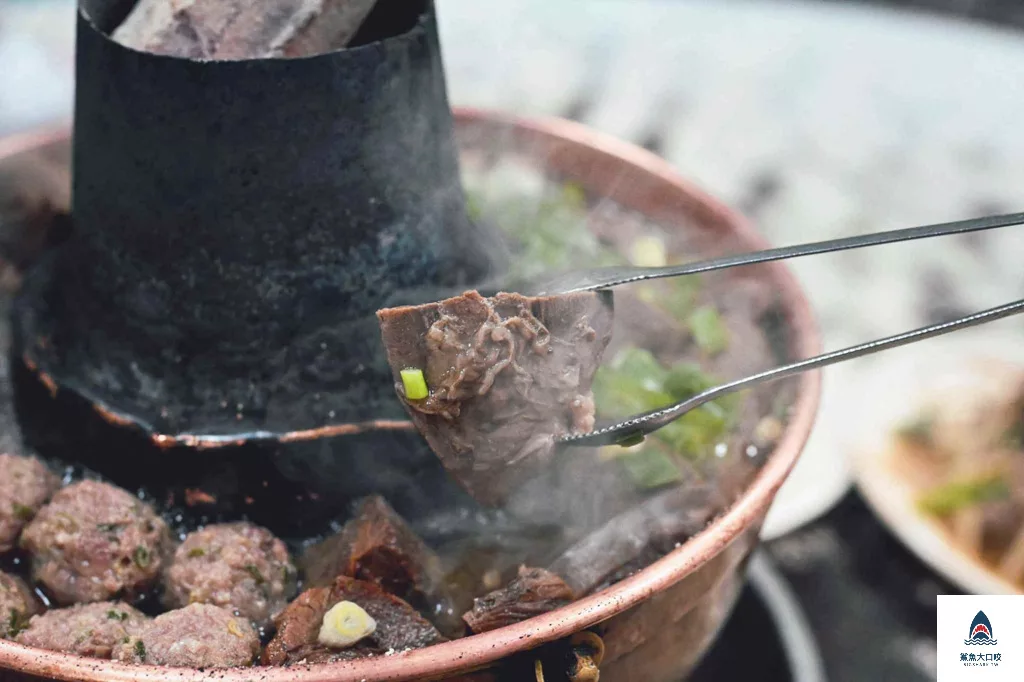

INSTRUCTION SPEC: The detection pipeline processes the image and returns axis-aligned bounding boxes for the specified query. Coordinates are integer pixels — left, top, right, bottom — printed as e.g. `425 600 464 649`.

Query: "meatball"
0 453 60 552
0 570 41 638
115 603 260 668
20 480 172 604
163 522 295 626
15 601 147 658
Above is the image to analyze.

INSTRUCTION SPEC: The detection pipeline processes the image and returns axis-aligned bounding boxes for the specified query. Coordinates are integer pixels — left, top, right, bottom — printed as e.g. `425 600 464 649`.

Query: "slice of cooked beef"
462 566 574 634
263 576 446 666
377 290 614 505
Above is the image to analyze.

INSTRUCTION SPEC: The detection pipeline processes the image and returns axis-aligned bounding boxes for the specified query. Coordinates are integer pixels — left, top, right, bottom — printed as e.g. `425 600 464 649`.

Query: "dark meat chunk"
263 583 380 666
163 522 296 627
0 453 60 553
377 290 614 505
302 496 445 607
16 601 147 658
20 480 172 604
549 482 724 596
111 0 377 60
462 566 574 634
263 576 446 666
0 570 41 639
114 603 260 668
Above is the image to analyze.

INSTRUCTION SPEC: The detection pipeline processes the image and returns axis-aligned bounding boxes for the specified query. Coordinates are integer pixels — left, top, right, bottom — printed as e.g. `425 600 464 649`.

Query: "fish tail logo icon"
964 610 998 646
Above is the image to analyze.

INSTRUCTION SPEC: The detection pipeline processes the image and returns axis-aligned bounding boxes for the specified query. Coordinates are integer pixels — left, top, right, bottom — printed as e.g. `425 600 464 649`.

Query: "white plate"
761 360 857 541
851 326 1024 595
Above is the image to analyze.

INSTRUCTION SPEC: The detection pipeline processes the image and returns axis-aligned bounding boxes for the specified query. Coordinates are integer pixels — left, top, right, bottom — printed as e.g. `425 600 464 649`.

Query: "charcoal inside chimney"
108 0 392 59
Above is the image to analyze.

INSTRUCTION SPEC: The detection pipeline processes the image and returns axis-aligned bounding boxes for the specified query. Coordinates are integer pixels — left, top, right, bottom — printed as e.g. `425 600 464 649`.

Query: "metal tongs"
549 212 1024 448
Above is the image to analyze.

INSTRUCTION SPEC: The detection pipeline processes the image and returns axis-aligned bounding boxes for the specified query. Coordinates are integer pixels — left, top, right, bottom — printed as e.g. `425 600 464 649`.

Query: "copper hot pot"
0 109 821 682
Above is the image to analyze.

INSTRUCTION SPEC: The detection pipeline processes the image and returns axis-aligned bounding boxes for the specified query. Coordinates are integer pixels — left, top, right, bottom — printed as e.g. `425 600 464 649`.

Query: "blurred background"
1 1 1022 680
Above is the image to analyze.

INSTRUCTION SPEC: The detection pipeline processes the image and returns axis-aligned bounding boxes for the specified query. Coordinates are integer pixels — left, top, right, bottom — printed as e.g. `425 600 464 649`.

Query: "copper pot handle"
533 631 605 682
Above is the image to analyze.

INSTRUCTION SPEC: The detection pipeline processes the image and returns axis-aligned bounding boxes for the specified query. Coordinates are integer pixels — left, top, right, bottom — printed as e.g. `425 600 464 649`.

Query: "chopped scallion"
594 348 740 460
630 236 668 268
663 362 715 401
132 546 150 568
616 432 646 448
7 608 25 638
917 475 1010 516
11 503 34 522
245 564 265 585
689 306 729 356
400 368 429 401
1004 416 1023 449
897 414 935 447
620 448 683 489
